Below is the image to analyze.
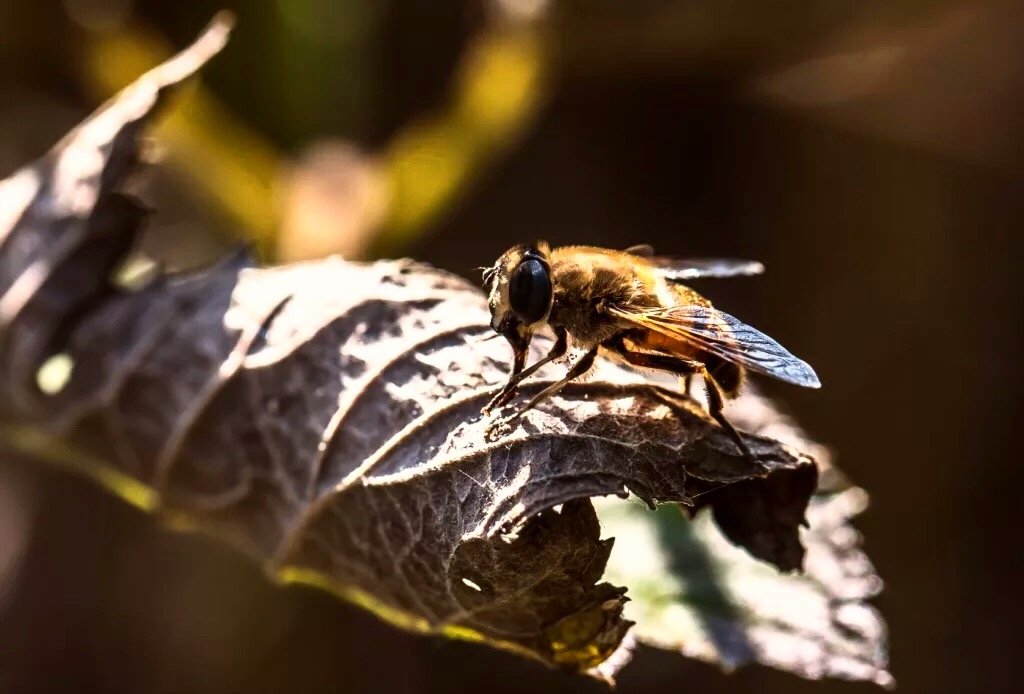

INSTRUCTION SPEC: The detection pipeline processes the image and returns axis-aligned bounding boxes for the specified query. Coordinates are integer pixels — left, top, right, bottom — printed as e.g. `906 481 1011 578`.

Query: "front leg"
483 327 568 414
486 345 598 435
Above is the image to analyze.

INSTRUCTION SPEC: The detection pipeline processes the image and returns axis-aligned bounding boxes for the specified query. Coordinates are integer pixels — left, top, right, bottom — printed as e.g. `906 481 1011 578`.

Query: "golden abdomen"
627 330 700 358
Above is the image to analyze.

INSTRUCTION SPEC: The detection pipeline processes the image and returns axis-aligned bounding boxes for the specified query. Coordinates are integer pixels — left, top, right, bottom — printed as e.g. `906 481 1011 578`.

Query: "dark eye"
508 258 552 324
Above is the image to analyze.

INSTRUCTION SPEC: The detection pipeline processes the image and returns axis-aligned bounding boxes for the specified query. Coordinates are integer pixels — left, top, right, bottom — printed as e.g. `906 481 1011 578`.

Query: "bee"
481 242 820 459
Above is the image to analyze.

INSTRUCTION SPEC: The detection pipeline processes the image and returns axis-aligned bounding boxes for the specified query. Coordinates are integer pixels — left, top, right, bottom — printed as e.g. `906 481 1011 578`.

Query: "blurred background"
1 0 1022 692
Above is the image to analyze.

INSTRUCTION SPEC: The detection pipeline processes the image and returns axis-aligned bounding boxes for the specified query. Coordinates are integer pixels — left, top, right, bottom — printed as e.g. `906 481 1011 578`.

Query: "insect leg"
483 327 568 414
603 343 703 381
488 346 599 429
604 337 755 463
482 329 528 415
700 370 756 465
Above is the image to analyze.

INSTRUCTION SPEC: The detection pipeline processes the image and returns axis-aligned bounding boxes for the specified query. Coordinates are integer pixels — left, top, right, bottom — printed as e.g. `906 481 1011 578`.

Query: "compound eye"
508 258 552 324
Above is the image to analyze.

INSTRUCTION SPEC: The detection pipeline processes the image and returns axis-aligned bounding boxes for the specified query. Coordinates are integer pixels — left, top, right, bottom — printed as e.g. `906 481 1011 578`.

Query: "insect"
480 242 820 460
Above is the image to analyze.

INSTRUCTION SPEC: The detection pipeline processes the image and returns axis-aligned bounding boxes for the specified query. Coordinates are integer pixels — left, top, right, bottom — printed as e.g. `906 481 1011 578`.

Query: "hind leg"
603 338 755 463
698 368 755 465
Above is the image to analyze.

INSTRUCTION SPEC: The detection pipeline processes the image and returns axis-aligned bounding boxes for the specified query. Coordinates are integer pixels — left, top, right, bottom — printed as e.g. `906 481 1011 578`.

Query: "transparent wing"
608 304 821 388
621 245 764 279
651 258 765 281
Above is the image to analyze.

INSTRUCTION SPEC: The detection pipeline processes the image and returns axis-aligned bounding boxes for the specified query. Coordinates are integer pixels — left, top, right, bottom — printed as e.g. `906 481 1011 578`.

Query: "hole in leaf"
36 353 74 395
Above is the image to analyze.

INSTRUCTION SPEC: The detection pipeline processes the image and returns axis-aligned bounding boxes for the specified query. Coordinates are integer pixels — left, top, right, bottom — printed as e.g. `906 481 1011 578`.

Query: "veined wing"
651 257 765 281
607 304 820 388
621 246 764 280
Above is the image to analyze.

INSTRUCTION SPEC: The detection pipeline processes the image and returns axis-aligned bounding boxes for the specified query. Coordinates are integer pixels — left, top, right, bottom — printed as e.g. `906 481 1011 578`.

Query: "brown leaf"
598 392 892 687
0 16 888 683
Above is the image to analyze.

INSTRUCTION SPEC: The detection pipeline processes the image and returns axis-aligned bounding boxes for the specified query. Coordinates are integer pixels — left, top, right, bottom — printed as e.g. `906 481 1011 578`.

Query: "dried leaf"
0 16 888 684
